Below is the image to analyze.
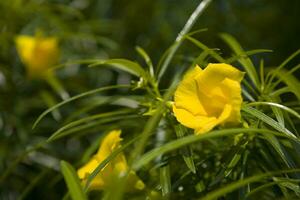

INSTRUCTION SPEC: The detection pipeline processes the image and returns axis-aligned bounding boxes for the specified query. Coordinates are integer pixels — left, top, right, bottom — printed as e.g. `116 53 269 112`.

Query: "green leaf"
160 164 172 197
48 114 138 141
136 46 154 77
275 177 300 196
247 101 300 122
201 169 300 200
157 0 213 81
226 49 273 64
60 161 87 200
185 28 208 37
246 178 300 198
133 128 297 170
271 69 300 100
40 90 61 121
210 137 248 187
270 63 300 91
262 134 294 168
192 50 210 66
47 109 133 142
264 96 285 127
241 104 295 138
266 49 300 86
184 35 226 62
89 58 147 78
174 124 196 173
33 84 130 129
46 75 70 100
220 33 260 88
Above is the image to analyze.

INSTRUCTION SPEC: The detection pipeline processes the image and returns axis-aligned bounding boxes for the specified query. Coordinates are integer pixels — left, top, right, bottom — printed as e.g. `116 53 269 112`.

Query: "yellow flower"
77 130 145 191
15 34 59 79
173 63 244 134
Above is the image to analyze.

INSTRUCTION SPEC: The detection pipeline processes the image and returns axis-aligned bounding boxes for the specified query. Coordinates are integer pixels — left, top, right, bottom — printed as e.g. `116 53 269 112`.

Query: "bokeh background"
1 0 299 199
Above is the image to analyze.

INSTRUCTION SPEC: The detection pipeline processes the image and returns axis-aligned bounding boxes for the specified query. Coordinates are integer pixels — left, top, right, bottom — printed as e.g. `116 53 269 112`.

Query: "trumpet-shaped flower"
173 63 244 134
15 34 59 78
77 130 145 191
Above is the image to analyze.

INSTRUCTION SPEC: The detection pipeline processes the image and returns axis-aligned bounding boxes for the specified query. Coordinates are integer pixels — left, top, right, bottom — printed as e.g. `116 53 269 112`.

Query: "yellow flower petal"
197 63 244 90
220 78 242 123
15 36 35 65
173 105 217 131
174 66 207 116
196 104 232 134
15 35 59 78
77 157 105 189
96 129 122 160
78 157 99 179
77 130 144 191
173 63 244 134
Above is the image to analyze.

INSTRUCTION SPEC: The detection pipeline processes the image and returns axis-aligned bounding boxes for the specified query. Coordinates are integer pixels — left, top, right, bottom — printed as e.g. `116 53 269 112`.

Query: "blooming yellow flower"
77 130 145 191
173 63 244 134
15 34 59 78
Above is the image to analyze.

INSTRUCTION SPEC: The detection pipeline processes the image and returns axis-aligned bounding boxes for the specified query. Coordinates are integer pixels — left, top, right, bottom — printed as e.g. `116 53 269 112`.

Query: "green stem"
157 0 213 82
46 75 70 100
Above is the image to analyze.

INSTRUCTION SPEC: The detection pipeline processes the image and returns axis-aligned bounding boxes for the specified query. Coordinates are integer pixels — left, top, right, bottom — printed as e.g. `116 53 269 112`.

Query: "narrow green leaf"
264 96 285 127
210 138 248 187
248 101 300 125
201 169 300 200
193 50 210 66
242 88 256 102
220 33 260 88
246 178 300 198
224 139 248 177
242 104 295 138
275 177 300 196
157 0 213 81
270 63 300 91
89 58 147 78
184 35 225 62
260 59 265 92
48 114 138 141
136 46 154 77
262 134 293 168
160 164 172 197
266 49 300 86
49 58 101 72
271 69 300 100
175 124 196 173
60 161 87 200
133 128 298 170
226 49 273 64
47 109 133 142
185 28 208 37
33 85 130 129
46 75 70 100
40 90 61 121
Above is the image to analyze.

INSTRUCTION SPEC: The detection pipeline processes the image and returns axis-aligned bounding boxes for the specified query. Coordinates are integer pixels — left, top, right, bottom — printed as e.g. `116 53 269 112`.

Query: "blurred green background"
1 0 299 199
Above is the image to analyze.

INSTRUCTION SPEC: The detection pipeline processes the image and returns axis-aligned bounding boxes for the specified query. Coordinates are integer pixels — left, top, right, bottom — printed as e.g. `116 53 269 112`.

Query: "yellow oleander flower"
15 34 59 79
77 130 145 191
173 63 244 134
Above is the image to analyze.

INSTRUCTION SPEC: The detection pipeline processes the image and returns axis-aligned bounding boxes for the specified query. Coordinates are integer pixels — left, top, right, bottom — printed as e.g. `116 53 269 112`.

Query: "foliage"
0 0 300 199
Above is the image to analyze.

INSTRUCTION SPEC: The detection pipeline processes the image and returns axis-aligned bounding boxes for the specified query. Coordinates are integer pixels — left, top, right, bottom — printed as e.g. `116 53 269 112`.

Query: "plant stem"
157 0 213 82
